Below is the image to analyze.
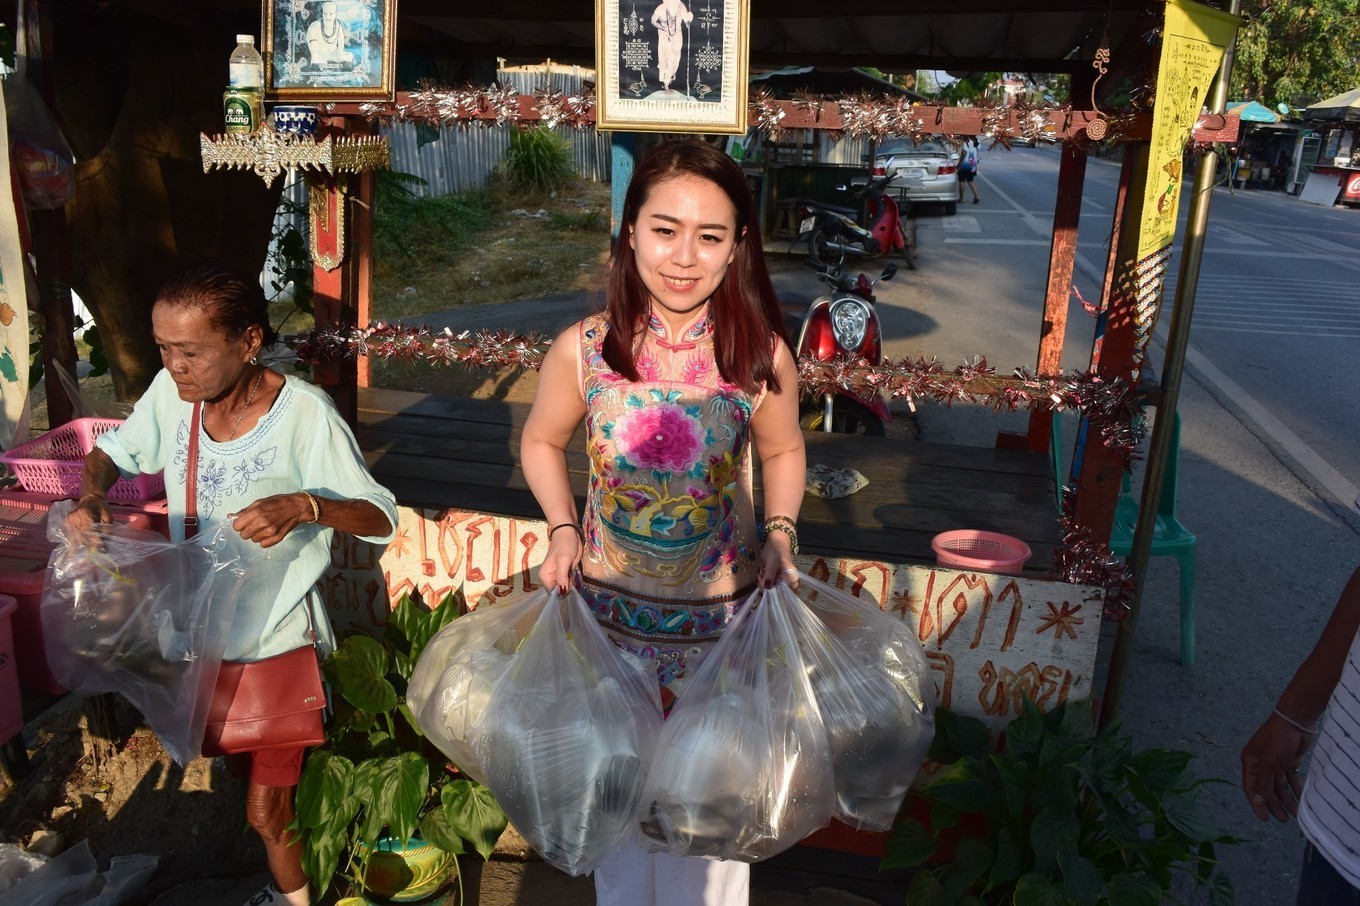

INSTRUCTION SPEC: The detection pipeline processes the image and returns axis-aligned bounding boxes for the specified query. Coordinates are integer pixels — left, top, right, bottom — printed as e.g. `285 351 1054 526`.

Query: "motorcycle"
780 259 896 436
795 174 916 271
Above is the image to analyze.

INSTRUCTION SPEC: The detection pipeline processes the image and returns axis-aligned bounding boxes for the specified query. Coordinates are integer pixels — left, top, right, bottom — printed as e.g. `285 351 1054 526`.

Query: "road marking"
979 175 1050 236
942 216 982 233
1165 278 1359 335
943 237 1041 244
1073 251 1360 513
1160 326 1360 511
1209 226 1268 246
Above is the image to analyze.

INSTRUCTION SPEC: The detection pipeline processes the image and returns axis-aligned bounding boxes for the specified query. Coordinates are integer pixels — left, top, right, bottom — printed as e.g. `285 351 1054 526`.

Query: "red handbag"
201 644 326 756
187 402 328 757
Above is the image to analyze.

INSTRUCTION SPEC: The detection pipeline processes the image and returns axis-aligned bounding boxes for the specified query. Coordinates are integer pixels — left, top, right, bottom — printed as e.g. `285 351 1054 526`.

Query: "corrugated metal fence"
385 69 611 196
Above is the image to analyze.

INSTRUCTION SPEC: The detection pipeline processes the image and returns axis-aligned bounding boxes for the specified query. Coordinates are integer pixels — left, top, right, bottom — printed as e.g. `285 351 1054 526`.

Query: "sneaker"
245 884 279 906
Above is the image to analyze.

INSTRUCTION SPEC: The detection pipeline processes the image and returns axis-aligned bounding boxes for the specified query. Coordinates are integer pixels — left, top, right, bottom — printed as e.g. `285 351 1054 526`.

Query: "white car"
872 138 961 215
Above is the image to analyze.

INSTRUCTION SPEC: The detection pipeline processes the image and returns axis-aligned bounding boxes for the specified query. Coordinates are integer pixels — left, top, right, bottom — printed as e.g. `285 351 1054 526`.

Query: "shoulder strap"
184 403 200 538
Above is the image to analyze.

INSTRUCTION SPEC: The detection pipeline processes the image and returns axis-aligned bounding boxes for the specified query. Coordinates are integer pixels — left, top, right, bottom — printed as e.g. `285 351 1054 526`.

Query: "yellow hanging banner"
1137 0 1241 260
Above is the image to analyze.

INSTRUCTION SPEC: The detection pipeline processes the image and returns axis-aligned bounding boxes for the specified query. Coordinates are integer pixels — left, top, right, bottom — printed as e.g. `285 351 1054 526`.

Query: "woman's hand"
758 531 797 590
539 527 582 595
65 493 112 541
68 447 120 542
1241 711 1315 822
229 492 313 548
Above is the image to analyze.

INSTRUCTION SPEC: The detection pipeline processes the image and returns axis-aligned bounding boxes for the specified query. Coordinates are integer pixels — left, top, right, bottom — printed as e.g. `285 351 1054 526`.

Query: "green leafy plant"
295 590 508 902
500 126 574 193
883 699 1239 906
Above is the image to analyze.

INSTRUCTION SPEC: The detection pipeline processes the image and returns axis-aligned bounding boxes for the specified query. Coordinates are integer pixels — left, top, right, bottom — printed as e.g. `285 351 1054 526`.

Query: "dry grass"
22 177 608 432
370 177 612 324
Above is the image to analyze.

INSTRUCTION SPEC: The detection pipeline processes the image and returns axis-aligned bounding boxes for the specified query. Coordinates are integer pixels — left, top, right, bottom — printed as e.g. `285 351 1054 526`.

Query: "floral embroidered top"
95 370 398 662
575 306 768 689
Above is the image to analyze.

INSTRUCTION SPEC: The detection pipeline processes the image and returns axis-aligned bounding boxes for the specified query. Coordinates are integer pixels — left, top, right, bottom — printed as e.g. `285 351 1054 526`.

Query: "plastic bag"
639 586 835 862
474 588 663 876
0 840 156 906
42 501 267 765
407 591 544 785
3 76 76 211
774 576 935 830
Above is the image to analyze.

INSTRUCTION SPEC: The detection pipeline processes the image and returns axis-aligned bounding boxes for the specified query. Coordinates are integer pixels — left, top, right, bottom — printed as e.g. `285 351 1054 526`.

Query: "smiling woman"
517 140 805 906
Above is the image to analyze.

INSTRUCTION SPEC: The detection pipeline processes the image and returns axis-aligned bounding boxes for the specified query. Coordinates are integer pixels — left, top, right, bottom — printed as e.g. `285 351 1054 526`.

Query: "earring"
250 355 259 365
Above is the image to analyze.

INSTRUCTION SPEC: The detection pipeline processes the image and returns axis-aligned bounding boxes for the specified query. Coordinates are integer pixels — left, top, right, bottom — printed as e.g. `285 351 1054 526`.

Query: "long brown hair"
602 140 789 394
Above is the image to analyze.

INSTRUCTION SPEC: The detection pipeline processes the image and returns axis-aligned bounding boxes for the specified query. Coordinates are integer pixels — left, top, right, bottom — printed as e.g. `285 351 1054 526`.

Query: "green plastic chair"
1051 410 1198 665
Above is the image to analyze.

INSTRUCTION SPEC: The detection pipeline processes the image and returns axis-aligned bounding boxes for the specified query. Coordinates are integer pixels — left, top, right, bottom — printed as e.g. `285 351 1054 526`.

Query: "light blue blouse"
96 369 398 661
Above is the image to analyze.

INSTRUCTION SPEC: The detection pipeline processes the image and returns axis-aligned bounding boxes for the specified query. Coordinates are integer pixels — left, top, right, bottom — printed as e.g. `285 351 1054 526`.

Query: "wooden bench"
356 388 1063 572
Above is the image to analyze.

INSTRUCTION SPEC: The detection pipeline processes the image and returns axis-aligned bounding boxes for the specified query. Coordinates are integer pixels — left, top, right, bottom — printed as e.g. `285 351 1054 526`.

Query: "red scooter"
795 174 916 271
781 259 896 435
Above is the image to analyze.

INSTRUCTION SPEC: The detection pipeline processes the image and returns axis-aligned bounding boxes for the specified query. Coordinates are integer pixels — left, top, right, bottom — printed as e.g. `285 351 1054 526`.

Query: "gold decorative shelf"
199 132 390 186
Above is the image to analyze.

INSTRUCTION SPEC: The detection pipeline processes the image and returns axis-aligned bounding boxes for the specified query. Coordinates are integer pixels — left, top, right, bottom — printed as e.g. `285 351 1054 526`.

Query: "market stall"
1299 87 1360 206
4 0 1244 875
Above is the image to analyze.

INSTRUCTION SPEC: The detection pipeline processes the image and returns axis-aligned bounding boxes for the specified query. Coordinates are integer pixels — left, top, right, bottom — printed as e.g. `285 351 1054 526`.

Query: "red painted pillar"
1026 140 1090 452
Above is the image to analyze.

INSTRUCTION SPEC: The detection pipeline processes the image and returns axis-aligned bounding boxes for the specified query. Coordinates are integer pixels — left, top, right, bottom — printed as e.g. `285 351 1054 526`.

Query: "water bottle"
224 35 264 134
228 35 264 89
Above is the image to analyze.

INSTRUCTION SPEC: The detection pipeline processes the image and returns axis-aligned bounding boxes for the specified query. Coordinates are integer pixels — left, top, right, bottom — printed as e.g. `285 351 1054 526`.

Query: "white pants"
593 838 750 905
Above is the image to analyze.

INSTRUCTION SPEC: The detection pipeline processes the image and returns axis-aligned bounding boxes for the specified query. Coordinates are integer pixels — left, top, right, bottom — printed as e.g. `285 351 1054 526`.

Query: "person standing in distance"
958 136 981 205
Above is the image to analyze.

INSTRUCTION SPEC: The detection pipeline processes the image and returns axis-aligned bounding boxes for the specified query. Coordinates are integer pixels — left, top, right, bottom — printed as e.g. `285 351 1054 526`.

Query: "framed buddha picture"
264 0 397 102
595 0 749 133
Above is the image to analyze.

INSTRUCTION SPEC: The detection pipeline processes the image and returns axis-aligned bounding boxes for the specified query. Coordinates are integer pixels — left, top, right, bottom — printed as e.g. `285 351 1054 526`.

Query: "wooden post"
308 116 362 424
1070 144 1150 546
1026 140 1090 451
353 140 375 391
29 6 78 427
34 209 77 426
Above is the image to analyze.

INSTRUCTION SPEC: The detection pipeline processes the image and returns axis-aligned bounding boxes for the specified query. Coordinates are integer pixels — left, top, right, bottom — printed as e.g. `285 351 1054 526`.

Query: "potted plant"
882 698 1239 905
295 590 508 904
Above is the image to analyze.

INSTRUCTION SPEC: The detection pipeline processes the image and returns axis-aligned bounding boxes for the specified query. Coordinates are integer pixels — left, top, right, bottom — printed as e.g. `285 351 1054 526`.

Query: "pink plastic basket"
0 418 165 501
931 530 1032 575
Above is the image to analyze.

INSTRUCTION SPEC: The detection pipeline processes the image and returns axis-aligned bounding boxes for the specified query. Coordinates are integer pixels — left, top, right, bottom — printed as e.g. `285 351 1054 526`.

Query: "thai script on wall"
326 506 1103 732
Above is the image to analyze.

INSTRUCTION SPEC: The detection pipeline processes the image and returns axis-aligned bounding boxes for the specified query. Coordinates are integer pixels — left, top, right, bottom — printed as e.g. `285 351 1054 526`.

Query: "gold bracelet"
763 516 799 555
302 491 321 524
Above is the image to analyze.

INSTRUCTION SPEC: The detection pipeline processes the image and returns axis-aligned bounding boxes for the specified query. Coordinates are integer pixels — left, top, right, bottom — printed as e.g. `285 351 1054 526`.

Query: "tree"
45 2 280 399
1229 0 1360 110
935 71 1006 105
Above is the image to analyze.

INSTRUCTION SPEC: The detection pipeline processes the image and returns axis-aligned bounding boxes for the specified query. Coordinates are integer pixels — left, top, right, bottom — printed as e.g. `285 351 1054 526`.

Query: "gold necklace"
224 368 265 442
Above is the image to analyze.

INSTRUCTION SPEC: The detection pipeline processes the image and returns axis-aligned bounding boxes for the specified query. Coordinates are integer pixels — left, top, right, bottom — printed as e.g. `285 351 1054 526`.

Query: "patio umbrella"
1227 100 1280 123
1303 87 1360 123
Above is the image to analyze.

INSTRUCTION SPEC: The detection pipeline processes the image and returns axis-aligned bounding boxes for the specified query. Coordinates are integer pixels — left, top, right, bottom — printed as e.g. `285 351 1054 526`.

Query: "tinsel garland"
350 82 1120 150
292 323 553 371
356 81 597 131
1050 487 1135 620
292 325 1146 465
293 323 1146 607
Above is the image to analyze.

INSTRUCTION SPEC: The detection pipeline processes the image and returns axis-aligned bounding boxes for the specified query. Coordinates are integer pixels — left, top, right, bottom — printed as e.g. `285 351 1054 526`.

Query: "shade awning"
1303 87 1360 123
1226 100 1279 123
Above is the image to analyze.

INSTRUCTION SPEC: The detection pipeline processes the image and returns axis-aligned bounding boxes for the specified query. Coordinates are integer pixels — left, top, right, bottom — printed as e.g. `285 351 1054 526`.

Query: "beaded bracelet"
762 515 799 555
1272 705 1318 734
301 491 321 524
550 522 586 546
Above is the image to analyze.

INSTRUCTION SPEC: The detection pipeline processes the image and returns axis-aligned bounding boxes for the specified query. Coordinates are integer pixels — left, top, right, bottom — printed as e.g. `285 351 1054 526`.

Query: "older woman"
68 262 397 906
